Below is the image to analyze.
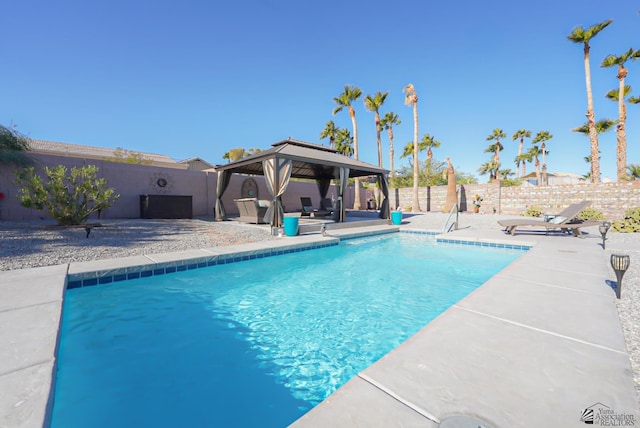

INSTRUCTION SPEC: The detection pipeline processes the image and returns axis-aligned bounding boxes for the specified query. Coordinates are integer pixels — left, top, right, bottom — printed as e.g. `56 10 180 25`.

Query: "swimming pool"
51 233 525 427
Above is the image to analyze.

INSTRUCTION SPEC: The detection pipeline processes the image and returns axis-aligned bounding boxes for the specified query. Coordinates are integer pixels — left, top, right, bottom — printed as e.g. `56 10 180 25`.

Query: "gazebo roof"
215 138 388 179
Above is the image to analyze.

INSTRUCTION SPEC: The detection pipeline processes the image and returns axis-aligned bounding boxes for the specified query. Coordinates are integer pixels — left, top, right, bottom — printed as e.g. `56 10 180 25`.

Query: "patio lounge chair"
320 198 335 214
234 198 269 224
300 197 332 217
497 201 603 237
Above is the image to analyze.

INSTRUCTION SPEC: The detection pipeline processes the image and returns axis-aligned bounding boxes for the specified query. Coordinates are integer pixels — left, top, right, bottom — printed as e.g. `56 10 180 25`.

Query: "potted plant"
472 194 483 213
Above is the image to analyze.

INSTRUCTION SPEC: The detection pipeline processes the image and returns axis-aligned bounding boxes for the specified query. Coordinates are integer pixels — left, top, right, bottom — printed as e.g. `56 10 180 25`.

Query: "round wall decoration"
149 172 174 194
241 178 259 199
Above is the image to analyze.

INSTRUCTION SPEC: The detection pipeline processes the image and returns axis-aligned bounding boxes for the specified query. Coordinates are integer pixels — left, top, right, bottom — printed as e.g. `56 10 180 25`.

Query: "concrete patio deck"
1 222 638 427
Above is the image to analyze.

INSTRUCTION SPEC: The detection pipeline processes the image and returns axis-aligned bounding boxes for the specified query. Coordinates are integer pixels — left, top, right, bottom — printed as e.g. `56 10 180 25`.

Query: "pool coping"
1 225 638 427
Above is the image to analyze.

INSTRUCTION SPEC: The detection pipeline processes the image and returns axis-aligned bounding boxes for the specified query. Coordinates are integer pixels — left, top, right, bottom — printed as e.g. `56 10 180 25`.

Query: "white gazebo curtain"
263 157 292 227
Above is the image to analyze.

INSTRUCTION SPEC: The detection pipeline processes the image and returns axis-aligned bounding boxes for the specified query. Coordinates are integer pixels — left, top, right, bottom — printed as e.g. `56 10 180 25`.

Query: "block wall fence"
0 154 638 221
390 182 640 220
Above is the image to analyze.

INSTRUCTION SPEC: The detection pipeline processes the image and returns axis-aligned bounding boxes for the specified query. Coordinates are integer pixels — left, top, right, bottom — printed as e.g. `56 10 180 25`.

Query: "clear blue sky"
2 0 638 181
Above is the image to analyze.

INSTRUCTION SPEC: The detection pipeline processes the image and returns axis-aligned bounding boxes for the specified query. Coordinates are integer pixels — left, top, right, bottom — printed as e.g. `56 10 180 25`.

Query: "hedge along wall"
391 181 640 220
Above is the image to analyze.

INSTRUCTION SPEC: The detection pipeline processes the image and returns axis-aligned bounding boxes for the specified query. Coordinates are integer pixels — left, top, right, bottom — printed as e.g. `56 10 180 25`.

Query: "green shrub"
612 206 640 233
522 205 542 217
15 164 120 225
577 207 605 220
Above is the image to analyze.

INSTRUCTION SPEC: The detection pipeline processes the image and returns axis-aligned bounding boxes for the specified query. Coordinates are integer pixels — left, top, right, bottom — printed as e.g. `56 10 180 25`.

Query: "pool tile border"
66 229 530 290
67 239 340 289
436 237 531 251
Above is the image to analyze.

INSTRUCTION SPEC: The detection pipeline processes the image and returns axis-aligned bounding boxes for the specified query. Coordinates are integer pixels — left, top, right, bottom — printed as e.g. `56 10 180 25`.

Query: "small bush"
612 206 640 233
15 164 120 225
522 205 542 217
577 207 605 220
500 178 523 187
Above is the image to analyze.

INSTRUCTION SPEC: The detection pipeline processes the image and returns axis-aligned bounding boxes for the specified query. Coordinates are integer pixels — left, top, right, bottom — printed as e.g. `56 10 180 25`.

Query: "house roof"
522 172 583 179
29 139 179 165
178 157 215 170
215 138 388 179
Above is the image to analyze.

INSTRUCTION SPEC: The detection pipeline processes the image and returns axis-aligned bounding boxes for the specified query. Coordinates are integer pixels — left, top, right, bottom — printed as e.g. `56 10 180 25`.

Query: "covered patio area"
214 138 391 228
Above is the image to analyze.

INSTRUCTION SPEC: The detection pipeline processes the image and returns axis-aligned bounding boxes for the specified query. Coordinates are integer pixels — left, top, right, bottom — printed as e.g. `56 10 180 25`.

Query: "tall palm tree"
572 118 616 177
567 19 613 183
485 128 506 165
333 85 363 209
334 128 354 157
512 129 531 178
364 91 388 168
380 112 401 182
319 120 339 149
532 131 553 185
403 83 421 212
602 48 639 181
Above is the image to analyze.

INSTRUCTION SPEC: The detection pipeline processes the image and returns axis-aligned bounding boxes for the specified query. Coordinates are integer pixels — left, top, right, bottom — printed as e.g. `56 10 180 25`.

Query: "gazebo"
214 138 390 228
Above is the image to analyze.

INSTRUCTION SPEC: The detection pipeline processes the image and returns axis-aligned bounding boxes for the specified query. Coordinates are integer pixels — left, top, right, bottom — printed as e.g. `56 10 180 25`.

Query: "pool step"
299 219 389 235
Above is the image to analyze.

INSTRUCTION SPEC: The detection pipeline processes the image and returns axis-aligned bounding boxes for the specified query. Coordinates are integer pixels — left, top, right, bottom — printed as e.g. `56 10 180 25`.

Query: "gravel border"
1 214 638 401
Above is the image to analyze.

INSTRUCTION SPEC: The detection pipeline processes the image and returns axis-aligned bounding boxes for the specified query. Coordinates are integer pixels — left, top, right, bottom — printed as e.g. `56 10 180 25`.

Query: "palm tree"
334 128 354 157
527 145 543 185
602 48 639 180
421 133 441 161
0 124 31 166
605 85 631 178
478 160 499 183
572 119 616 178
485 128 506 164
333 85 363 209
512 129 531 178
403 83 421 212
626 164 640 180
364 91 388 168
399 139 427 166
567 19 613 183
498 168 515 181
515 151 534 179
380 112 401 182
532 131 553 185
319 120 339 149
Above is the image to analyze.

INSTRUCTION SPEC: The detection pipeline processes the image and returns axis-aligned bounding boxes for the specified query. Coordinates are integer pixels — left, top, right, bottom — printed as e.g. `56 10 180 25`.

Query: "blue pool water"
51 233 525 427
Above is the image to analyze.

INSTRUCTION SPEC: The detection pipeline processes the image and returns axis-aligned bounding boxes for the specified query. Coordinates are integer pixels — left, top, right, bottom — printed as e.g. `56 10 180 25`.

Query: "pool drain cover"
438 415 495 428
